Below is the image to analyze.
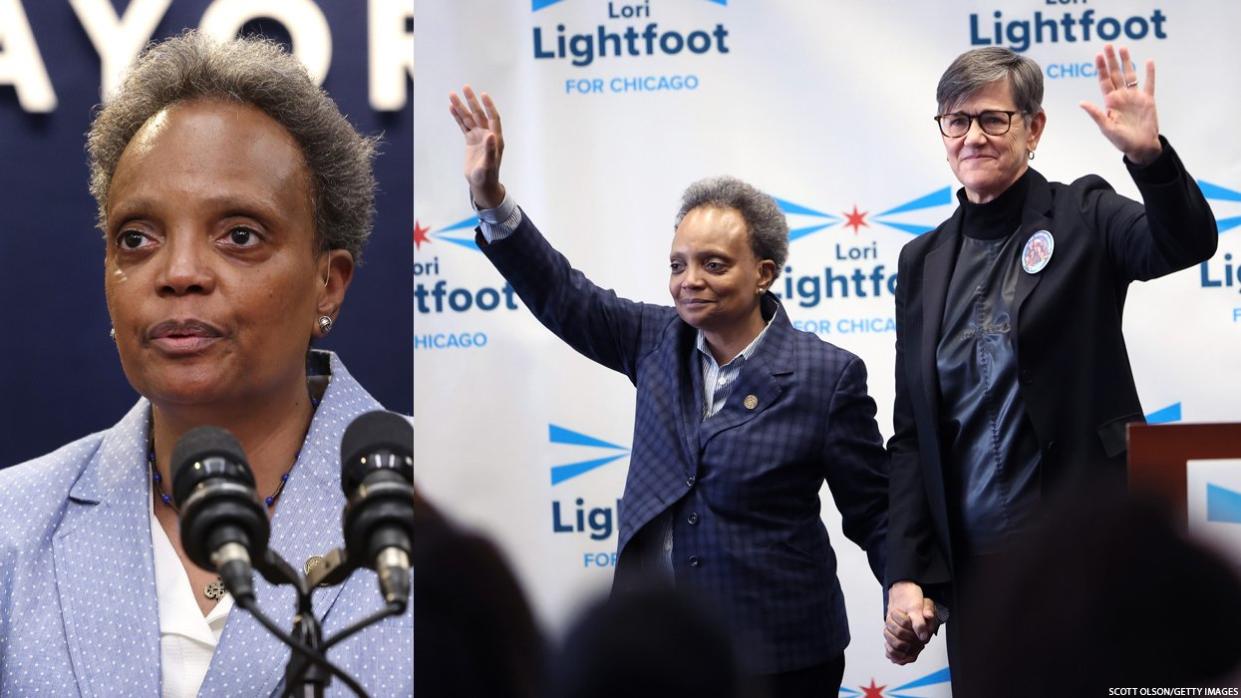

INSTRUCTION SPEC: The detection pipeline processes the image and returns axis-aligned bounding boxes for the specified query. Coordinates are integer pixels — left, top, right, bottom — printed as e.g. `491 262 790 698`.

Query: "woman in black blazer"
881 43 1217 686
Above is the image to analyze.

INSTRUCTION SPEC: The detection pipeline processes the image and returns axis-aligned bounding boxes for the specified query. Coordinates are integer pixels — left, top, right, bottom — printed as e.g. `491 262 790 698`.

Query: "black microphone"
340 411 414 610
172 426 270 604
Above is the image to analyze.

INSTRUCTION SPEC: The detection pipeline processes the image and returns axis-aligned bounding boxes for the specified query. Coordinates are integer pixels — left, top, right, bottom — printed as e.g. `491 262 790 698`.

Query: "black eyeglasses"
933 110 1024 138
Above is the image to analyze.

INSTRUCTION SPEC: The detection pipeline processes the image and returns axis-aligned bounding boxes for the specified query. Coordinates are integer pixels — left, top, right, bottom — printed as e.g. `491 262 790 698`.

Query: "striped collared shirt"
696 309 777 420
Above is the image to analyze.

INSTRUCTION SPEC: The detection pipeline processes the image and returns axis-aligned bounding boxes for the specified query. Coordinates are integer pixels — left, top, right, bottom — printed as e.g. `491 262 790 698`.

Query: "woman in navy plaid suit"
450 87 892 698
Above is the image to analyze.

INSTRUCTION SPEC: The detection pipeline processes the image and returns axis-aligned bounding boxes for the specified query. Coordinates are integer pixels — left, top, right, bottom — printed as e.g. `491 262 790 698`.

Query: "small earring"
317 315 334 335
1028 150 1036 160
109 328 116 342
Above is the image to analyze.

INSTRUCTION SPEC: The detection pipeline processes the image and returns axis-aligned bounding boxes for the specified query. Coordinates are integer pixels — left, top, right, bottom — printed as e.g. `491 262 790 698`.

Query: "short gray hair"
674 176 789 278
87 30 378 263
936 46 1043 118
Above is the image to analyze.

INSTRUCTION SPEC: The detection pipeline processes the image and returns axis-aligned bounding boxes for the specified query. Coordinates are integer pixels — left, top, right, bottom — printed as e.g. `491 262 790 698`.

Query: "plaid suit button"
685 475 696 488
687 512 699 525
689 556 701 568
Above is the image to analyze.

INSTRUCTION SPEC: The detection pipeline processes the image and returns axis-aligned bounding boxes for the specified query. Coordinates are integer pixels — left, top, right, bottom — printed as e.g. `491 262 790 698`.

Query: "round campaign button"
1022 230 1054 274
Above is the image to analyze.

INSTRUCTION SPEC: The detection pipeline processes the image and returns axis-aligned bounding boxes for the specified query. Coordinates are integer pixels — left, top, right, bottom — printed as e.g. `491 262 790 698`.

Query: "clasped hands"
884 581 944 665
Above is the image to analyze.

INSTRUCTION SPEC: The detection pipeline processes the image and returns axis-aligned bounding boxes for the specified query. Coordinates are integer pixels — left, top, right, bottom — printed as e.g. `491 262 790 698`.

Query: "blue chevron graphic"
1199 180 1241 203
439 215 480 232
775 197 840 242
878 187 953 216
549 424 629 485
789 223 835 241
432 233 480 251
892 666 952 692
774 197 839 220
1217 216 1241 234
876 220 937 236
1146 402 1181 424
551 454 628 485
1198 181 1241 234
875 187 953 237
549 424 627 450
431 215 483 251
1207 483 1241 524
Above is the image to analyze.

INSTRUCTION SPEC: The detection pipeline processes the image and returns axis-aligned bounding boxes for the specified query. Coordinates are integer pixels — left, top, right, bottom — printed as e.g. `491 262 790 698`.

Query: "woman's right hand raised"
449 86 506 209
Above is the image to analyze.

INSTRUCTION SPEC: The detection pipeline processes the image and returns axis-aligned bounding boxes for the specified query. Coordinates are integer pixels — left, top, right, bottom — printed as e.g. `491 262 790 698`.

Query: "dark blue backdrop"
0 1 412 467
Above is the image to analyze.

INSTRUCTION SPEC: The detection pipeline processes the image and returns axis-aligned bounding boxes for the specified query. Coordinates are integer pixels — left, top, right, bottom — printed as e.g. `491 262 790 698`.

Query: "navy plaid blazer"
480 215 888 674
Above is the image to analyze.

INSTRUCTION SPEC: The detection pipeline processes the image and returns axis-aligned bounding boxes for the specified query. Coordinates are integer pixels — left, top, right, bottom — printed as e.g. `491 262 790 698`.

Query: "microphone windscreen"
171 425 253 507
340 411 413 492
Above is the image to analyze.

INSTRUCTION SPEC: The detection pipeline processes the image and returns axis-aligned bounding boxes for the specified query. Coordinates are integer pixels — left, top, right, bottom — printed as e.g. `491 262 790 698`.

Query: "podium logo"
1207 484 1241 525
1187 457 1241 564
1181 457 1241 539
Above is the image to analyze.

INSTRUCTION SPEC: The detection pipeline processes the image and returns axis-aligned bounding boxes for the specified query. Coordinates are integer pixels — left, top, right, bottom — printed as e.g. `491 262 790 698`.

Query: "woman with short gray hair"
0 31 411 697
452 86 890 698
88 30 378 262
883 43 1217 686
676 175 790 276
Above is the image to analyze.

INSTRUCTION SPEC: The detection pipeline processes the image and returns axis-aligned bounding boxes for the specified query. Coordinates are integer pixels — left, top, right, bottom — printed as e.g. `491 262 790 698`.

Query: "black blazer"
887 139 1218 594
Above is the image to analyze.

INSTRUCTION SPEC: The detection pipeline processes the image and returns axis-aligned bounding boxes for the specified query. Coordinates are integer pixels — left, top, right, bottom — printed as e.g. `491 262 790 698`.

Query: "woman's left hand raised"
1080 44 1162 166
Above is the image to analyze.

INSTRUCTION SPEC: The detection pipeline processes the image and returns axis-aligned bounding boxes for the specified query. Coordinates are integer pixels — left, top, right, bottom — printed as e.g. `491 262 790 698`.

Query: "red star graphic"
860 678 887 698
843 204 869 234
414 221 432 250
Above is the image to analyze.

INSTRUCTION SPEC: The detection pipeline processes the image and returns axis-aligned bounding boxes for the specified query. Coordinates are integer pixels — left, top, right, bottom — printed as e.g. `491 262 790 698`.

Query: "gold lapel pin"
304 555 326 577
743 394 758 410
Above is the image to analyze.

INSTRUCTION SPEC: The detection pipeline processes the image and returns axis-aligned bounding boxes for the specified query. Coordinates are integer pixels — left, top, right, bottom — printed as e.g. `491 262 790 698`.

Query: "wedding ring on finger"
1126 80 1138 88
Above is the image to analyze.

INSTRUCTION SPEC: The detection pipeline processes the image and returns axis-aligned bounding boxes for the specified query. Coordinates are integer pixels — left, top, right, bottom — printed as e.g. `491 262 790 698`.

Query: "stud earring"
317 315 333 335
109 328 116 342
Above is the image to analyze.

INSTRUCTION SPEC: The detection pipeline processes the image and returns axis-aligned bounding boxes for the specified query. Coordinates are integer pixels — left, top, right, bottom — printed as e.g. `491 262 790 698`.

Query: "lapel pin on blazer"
743 394 759 410
1022 230 1055 274
304 555 326 577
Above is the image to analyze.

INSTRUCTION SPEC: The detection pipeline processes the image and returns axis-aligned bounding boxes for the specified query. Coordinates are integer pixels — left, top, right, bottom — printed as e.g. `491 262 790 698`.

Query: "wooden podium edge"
1127 421 1241 523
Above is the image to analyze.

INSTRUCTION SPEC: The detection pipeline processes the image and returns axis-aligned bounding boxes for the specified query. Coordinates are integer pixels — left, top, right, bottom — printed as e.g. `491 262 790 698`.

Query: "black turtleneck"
959 168 1030 239
936 168 1042 558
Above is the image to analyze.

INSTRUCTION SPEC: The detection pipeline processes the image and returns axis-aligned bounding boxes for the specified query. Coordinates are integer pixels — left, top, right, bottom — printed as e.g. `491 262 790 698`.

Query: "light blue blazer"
0 352 412 697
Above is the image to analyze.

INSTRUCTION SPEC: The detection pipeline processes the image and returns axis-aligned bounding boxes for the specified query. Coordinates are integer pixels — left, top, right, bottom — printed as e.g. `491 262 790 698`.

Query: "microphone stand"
229 548 405 698
250 549 331 698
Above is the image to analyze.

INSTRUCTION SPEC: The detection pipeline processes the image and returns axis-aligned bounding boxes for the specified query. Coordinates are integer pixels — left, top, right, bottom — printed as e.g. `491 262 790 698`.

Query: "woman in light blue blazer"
0 32 411 697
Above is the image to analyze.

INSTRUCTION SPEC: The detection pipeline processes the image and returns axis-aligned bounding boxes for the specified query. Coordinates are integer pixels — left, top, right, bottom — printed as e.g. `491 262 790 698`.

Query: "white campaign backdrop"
414 1 1241 693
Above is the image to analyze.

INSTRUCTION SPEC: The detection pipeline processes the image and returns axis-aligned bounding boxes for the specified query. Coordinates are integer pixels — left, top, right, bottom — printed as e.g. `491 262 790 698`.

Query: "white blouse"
149 501 234 698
